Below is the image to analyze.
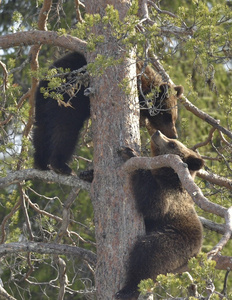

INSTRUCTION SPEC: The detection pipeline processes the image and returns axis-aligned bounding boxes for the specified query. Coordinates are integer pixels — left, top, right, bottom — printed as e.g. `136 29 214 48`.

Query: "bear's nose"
172 133 178 139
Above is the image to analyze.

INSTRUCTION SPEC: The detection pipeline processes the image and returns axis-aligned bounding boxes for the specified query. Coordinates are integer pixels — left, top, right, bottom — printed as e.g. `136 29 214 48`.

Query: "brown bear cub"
136 61 183 139
33 52 183 175
116 130 204 300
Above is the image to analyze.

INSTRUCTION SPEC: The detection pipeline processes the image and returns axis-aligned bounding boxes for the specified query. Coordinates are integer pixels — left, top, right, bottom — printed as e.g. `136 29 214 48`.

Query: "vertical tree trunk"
85 1 144 299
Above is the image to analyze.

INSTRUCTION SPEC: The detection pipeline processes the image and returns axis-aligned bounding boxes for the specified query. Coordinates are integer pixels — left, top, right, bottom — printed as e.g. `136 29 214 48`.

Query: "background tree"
0 0 232 299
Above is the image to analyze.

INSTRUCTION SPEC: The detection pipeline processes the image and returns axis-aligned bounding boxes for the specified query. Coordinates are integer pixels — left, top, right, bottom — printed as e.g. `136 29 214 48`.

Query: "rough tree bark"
85 1 144 299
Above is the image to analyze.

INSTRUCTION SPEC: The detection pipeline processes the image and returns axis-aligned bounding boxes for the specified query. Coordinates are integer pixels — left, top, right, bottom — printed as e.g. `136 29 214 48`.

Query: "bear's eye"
168 142 176 149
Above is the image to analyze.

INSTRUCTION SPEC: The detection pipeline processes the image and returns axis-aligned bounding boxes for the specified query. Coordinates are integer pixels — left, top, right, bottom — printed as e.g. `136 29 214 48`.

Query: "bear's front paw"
118 147 138 162
79 169 94 182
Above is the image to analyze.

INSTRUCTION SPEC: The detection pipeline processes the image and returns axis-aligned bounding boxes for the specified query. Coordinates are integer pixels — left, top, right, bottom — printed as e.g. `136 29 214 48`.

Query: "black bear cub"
33 52 183 174
116 130 204 300
33 52 90 175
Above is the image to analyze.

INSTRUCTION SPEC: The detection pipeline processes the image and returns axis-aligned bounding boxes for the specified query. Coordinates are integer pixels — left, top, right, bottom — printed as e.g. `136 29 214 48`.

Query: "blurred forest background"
0 0 232 299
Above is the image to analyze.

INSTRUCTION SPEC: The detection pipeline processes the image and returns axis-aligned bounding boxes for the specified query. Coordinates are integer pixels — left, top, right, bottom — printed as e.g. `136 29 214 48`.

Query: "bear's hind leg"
116 230 191 300
116 236 155 300
49 125 79 175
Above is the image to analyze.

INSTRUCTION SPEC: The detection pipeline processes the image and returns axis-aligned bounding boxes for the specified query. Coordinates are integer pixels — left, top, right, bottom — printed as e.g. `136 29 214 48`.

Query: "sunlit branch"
75 0 84 23
0 242 97 266
0 169 91 191
197 169 232 191
0 31 87 54
0 286 17 300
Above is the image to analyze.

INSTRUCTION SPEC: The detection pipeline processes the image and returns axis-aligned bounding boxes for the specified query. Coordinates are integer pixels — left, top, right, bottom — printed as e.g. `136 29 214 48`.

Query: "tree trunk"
85 1 144 299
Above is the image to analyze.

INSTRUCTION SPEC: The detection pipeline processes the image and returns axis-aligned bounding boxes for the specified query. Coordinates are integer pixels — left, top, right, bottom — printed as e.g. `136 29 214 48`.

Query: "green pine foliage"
139 253 229 299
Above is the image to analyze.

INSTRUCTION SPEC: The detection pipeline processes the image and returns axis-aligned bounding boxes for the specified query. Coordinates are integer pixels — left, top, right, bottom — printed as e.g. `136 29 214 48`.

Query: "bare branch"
208 206 232 258
0 31 87 54
37 0 52 31
25 192 63 223
219 131 232 148
56 256 68 300
138 0 192 36
0 242 96 266
75 0 84 23
197 169 232 191
0 286 17 300
0 169 91 191
20 186 34 241
180 96 232 140
192 127 216 150
0 199 21 244
55 188 81 243
147 0 177 18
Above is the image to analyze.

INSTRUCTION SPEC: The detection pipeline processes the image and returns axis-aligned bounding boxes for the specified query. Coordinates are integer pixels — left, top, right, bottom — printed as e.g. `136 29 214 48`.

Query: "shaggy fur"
116 131 204 300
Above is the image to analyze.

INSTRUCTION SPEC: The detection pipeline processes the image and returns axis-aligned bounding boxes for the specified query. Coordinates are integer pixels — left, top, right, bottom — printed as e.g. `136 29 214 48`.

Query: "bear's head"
137 61 183 139
151 130 204 175
143 84 183 139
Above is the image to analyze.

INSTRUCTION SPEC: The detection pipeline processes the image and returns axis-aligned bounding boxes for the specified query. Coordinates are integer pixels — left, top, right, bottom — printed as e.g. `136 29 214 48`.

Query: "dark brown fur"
116 131 204 300
136 61 183 138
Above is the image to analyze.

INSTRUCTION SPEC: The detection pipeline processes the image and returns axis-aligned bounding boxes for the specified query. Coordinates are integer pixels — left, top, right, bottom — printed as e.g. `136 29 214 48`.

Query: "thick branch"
0 31 87 55
37 0 52 31
0 286 17 300
0 169 90 191
0 242 96 266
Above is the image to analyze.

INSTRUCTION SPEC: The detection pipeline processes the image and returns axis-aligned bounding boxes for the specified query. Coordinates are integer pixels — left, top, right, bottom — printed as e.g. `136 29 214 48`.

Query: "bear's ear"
174 85 184 98
159 83 170 98
185 156 204 171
